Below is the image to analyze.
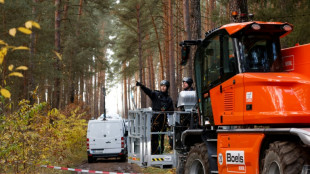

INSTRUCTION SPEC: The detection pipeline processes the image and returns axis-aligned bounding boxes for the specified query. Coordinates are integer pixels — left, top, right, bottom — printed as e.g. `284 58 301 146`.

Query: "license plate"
92 150 103 154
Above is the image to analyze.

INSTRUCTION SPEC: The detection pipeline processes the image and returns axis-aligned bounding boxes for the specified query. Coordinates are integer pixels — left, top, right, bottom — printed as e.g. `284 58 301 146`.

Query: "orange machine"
177 21 310 174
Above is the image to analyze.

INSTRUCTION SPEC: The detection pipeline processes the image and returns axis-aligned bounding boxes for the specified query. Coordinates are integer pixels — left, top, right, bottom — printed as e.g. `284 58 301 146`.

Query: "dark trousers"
151 114 167 154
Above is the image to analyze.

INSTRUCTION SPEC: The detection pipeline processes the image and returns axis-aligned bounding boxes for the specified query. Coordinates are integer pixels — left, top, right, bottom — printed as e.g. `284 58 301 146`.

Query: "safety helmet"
182 77 193 86
160 80 170 89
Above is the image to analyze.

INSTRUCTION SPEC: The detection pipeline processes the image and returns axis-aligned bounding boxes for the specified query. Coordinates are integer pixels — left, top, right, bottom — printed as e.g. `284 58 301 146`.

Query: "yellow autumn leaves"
0 44 28 98
8 65 28 78
0 20 40 99
9 21 40 37
0 46 7 65
25 20 41 29
0 88 10 98
0 63 28 98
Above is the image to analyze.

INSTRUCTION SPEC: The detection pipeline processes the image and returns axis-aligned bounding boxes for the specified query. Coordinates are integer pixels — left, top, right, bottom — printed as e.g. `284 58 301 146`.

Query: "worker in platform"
136 80 174 154
182 77 194 91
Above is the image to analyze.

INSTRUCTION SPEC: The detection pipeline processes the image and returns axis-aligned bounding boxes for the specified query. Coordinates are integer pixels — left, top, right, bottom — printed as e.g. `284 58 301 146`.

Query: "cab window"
238 35 282 72
202 35 221 90
222 35 236 80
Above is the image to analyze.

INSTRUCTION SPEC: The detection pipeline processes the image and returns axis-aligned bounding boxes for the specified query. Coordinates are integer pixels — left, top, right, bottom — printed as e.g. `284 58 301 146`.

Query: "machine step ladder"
203 131 218 173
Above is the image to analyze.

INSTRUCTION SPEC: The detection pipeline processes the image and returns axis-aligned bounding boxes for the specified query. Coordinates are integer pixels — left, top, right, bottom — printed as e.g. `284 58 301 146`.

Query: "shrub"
0 100 87 173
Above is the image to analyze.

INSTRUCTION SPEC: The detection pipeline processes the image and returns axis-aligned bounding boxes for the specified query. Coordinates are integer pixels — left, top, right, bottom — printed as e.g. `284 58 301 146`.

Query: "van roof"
97 113 122 120
88 119 124 124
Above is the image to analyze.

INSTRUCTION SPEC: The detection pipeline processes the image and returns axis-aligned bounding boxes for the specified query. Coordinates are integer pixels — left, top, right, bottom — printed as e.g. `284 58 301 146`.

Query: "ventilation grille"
224 91 234 111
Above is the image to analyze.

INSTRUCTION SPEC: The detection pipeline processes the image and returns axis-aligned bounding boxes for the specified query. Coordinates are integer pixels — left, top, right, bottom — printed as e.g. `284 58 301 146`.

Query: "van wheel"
120 155 127 162
184 143 209 174
88 156 95 163
262 141 307 174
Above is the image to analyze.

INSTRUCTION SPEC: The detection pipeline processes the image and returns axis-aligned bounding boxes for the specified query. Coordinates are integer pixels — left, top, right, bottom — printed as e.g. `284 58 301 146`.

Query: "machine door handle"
106 141 111 143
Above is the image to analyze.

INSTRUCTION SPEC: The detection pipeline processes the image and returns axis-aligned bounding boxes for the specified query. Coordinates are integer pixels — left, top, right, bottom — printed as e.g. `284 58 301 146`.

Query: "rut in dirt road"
77 158 142 173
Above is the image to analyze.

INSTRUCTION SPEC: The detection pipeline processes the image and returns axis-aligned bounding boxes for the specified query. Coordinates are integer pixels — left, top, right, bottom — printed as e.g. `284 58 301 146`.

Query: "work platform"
127 109 175 168
127 108 199 168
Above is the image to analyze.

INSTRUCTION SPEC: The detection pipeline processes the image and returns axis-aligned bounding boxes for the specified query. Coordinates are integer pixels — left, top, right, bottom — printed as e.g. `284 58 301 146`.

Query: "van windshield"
90 122 122 138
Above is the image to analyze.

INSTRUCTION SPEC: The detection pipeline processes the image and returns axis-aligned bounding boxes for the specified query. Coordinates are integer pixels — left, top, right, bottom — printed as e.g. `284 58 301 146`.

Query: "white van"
87 118 127 163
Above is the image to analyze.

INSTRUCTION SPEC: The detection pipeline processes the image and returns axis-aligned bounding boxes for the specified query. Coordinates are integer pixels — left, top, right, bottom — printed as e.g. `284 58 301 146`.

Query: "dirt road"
77 158 142 173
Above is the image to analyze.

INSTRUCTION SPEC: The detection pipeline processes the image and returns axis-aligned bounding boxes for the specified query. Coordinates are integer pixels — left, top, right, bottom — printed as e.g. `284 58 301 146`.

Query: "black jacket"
140 85 174 111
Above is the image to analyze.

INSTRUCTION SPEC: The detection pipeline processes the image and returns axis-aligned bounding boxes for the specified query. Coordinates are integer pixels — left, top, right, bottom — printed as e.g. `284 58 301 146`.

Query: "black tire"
120 155 127 162
176 163 185 174
184 143 209 174
88 156 94 163
262 141 308 174
176 154 185 174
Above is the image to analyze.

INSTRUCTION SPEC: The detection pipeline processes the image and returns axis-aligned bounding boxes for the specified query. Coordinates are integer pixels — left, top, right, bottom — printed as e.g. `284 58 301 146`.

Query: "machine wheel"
176 154 185 174
262 141 307 174
184 143 209 174
176 162 185 174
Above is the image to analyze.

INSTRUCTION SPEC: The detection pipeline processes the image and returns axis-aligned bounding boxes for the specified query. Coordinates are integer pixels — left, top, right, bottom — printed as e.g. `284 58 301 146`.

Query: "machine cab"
183 22 298 125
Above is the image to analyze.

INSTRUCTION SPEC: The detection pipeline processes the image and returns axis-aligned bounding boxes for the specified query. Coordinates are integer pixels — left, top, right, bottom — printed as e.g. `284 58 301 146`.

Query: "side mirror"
181 45 190 65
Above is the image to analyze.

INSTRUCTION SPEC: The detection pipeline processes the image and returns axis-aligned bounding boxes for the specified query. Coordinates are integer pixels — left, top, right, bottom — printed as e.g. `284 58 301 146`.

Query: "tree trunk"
210 0 216 28
150 15 164 80
127 78 131 111
64 0 75 104
239 0 248 22
135 73 139 108
85 67 89 108
58 79 63 109
97 22 105 115
188 0 201 79
229 0 248 22
176 0 183 92
150 53 155 91
48 79 53 105
229 0 238 22
226 3 230 20
163 0 170 83
88 66 94 117
183 0 191 40
136 3 146 108
28 0 38 104
169 0 177 104
94 72 99 116
123 63 128 119
78 0 83 19
183 0 191 76
145 35 152 107
100 69 105 116
204 0 210 32
142 66 146 89
146 54 151 107
69 72 75 103
79 74 84 102
53 0 61 109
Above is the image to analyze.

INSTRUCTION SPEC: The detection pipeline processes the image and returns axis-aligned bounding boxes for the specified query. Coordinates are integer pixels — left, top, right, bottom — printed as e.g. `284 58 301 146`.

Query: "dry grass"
142 167 176 174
